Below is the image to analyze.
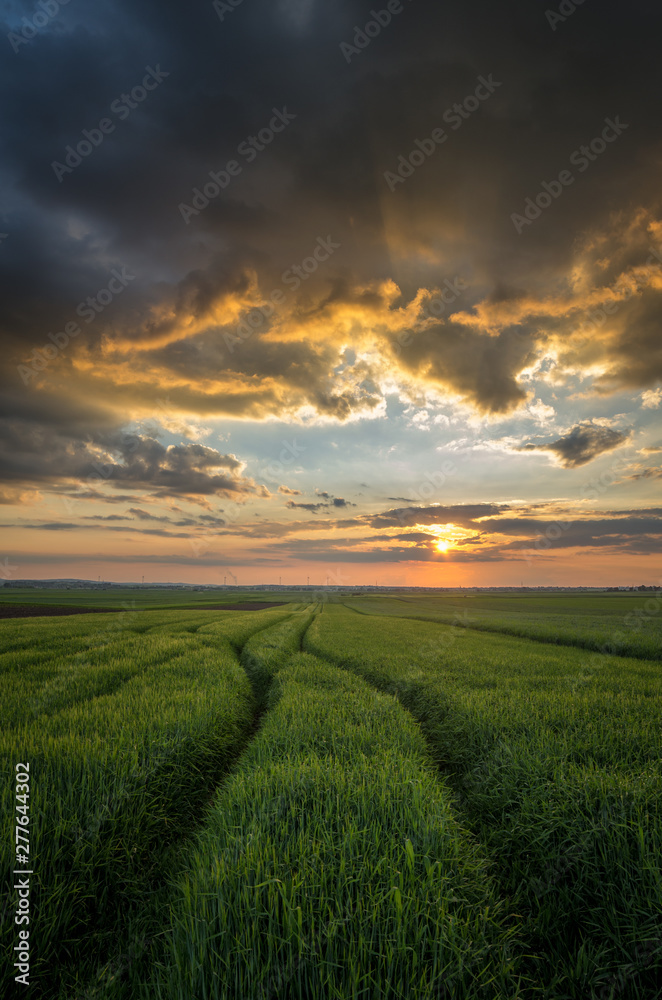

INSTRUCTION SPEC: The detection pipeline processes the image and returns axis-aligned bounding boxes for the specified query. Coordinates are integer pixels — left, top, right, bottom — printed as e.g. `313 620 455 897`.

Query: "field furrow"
342 593 662 661
0 606 297 998
3 594 660 1000
153 642 528 1000
304 607 662 999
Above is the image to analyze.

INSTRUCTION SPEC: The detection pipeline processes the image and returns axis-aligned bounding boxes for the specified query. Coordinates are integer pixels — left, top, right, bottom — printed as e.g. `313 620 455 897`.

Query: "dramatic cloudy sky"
1 0 661 585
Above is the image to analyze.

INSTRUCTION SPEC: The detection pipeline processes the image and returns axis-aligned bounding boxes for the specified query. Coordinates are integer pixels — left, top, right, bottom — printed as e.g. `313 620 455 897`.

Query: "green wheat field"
1 591 661 998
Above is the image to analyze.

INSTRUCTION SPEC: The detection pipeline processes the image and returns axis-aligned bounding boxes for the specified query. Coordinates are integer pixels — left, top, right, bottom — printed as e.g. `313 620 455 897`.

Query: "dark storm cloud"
519 423 630 467
394 322 536 414
0 386 118 433
1 550 281 568
254 537 508 564
21 522 79 531
53 490 151 504
286 493 357 514
1 0 661 415
83 514 132 522
127 507 174 522
0 418 262 499
285 501 326 513
6 521 195 539
363 504 507 529
478 515 662 540
591 287 662 395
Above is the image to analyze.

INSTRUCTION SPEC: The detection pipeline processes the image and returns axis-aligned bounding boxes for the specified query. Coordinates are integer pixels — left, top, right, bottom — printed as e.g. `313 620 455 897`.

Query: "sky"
1 0 661 587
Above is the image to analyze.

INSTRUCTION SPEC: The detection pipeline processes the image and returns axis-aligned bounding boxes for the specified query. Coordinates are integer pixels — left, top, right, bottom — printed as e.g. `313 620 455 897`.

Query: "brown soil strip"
0 600 288 619
0 604 118 619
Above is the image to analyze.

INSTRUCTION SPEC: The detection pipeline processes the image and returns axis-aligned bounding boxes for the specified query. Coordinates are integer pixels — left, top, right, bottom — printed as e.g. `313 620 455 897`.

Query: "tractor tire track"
62 607 307 1000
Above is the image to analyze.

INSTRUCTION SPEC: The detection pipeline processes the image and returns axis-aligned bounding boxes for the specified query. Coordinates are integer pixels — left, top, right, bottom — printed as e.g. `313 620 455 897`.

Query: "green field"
0 586 306 610
340 591 662 661
1 593 660 998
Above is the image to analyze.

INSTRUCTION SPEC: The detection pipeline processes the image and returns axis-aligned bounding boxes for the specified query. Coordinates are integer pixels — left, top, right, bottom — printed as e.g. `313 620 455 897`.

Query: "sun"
415 521 472 555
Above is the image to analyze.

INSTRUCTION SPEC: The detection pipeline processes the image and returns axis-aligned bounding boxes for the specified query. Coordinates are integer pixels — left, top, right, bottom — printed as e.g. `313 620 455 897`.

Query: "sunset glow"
0 2 660 587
